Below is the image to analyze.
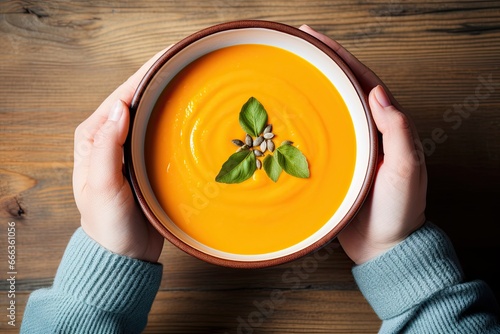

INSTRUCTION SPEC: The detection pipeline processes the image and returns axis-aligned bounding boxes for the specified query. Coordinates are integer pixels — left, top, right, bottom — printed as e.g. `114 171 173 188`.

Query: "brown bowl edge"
125 20 378 269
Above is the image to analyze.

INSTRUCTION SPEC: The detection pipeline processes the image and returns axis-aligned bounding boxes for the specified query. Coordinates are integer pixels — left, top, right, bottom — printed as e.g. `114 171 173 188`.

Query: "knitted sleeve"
352 222 500 333
20 228 163 334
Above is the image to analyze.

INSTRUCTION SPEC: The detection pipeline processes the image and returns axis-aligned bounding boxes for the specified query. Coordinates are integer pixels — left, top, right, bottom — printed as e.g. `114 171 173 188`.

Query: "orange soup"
145 44 356 255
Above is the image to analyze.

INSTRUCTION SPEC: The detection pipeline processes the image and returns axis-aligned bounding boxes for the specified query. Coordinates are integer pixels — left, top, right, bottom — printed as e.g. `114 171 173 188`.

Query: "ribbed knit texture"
353 222 500 333
21 228 163 334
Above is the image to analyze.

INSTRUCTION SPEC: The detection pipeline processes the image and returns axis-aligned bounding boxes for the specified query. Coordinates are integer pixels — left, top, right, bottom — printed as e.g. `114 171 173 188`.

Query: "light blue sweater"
353 222 500 333
21 223 500 333
20 228 162 333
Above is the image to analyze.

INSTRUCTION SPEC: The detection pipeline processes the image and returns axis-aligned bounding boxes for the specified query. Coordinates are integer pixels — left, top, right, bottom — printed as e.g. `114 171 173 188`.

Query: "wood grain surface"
1 0 499 332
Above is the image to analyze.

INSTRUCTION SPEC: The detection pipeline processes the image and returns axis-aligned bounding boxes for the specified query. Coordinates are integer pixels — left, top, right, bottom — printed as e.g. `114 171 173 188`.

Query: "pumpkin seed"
263 132 274 139
263 124 273 134
231 139 244 147
256 159 262 169
253 149 264 157
253 136 264 147
267 140 275 152
245 134 253 146
260 140 267 152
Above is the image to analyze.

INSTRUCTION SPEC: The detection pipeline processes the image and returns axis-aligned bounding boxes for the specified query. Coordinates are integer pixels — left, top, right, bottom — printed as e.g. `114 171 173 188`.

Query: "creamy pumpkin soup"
145 44 356 255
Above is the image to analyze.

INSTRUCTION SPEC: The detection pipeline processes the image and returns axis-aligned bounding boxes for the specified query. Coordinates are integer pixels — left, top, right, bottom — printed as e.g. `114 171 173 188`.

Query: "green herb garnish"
274 144 310 179
215 149 256 184
263 154 283 182
239 97 268 137
215 97 310 184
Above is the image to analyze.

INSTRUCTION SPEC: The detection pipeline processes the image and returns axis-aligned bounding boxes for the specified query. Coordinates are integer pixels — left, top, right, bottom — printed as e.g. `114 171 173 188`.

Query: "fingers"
74 46 172 193
369 86 424 172
299 25 425 166
85 100 130 195
73 112 110 195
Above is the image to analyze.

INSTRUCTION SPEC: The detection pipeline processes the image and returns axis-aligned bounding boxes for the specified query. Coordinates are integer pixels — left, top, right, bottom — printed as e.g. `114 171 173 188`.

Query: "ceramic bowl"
126 20 377 268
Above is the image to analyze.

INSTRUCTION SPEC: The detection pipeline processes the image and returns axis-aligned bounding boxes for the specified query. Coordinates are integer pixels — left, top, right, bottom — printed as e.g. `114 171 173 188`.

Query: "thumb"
87 100 129 192
369 85 418 169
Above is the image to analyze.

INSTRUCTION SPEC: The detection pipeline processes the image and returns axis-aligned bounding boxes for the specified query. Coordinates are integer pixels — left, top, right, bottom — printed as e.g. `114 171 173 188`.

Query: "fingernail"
374 85 392 108
109 100 124 122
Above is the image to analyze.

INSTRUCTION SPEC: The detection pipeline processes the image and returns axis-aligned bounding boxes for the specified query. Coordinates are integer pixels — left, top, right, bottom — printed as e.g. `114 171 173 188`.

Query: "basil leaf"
263 155 282 182
275 144 310 178
239 97 268 137
215 149 256 184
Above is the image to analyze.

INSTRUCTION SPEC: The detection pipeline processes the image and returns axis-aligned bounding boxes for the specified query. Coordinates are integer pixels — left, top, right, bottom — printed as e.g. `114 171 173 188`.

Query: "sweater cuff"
352 222 464 319
53 228 163 314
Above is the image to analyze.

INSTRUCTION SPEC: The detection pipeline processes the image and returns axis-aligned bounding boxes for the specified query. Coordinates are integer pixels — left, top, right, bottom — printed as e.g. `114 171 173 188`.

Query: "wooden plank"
144 290 380 333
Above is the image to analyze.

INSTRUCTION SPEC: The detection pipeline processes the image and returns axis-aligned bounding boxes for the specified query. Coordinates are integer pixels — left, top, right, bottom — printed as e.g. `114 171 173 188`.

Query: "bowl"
126 20 377 268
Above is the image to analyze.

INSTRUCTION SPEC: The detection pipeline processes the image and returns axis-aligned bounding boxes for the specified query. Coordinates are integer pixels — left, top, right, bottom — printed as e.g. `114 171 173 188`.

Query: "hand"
300 25 427 264
73 48 170 263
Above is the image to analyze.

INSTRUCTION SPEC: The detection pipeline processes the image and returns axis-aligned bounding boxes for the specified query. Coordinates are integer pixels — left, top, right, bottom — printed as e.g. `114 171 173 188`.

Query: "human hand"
73 48 170 263
300 25 427 264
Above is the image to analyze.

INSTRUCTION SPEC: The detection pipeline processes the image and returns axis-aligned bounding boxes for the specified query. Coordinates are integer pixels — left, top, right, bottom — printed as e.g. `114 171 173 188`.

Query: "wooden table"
1 1 499 332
